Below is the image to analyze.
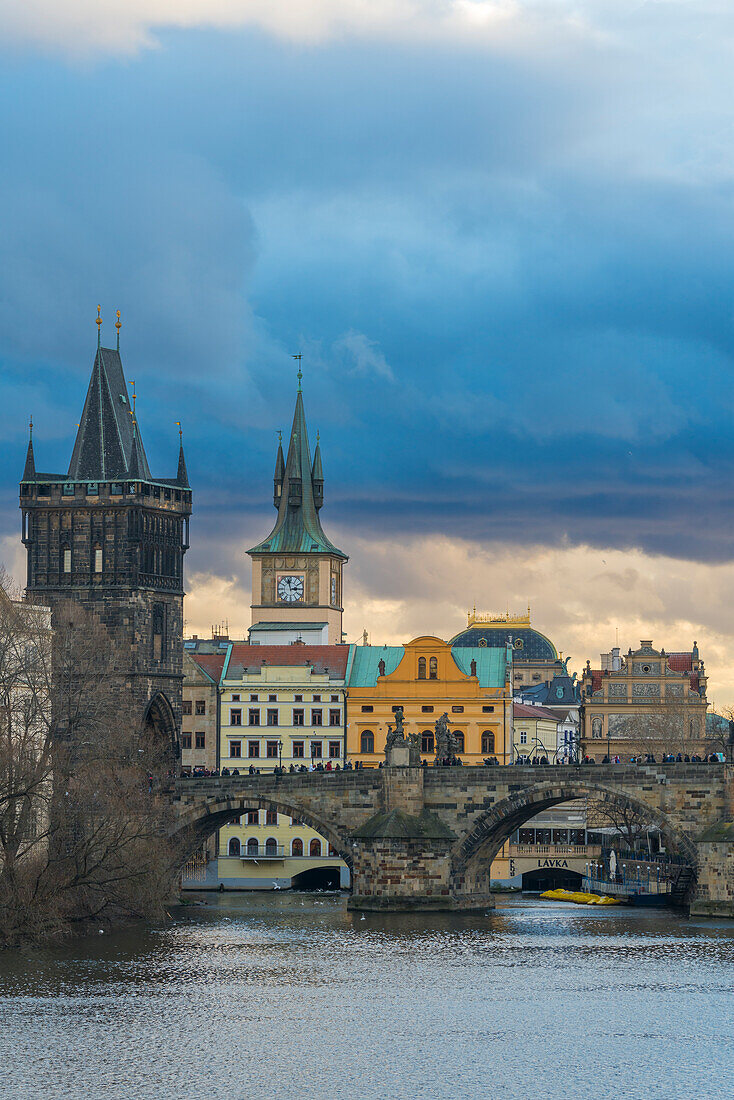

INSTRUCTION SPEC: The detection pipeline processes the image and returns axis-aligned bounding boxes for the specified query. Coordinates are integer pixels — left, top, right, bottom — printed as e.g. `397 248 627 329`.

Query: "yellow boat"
540 888 619 906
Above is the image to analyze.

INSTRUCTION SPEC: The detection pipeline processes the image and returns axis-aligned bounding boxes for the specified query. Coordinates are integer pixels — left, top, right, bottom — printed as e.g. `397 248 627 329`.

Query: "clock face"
277 575 304 603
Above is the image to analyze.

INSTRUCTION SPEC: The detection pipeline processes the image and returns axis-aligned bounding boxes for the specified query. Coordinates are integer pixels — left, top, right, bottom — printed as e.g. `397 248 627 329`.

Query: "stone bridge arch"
449 779 698 898
171 790 355 872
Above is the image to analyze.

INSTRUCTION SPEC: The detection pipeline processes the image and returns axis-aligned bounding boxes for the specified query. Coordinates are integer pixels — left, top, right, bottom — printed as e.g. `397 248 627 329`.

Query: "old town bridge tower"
19 311 192 750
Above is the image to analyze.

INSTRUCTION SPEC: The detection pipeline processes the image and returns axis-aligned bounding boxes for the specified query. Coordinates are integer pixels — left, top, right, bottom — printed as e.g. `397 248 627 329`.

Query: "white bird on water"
273 881 281 890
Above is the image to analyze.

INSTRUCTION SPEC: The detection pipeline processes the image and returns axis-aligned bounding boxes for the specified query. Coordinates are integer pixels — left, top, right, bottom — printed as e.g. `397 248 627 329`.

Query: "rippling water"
1 894 733 1099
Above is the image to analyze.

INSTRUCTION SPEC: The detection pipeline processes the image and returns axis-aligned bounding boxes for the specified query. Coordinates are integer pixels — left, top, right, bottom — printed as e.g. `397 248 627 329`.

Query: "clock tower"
247 377 348 644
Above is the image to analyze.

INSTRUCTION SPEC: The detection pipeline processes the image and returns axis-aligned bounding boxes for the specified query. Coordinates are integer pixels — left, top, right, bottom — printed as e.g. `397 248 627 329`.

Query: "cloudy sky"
2 2 734 702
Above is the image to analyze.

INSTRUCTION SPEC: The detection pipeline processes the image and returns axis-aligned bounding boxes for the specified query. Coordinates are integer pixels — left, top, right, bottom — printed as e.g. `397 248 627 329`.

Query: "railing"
583 873 672 897
510 844 601 857
234 845 285 859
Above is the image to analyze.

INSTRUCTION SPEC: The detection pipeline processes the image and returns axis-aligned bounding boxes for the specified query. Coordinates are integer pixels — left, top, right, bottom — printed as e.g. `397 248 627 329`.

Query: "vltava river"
1 894 733 1099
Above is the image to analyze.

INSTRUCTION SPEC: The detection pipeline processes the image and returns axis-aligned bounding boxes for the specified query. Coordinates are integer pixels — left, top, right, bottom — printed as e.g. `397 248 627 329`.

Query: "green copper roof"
248 390 347 559
347 645 511 688
348 646 405 687
452 645 512 687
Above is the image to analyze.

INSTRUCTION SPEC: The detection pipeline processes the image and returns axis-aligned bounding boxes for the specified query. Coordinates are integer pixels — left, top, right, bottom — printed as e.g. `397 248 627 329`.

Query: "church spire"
22 417 35 480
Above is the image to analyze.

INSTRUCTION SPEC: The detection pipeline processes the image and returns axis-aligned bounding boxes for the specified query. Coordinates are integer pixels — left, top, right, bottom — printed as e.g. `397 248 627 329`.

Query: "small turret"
286 430 302 506
22 419 35 480
312 432 324 510
273 432 285 508
176 423 189 488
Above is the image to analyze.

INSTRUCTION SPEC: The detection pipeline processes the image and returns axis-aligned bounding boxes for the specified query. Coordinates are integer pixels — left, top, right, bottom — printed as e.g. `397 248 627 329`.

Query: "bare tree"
0 575 177 946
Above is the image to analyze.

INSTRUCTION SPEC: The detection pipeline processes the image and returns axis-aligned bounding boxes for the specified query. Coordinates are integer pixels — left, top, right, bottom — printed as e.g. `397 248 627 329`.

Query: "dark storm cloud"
2 19 734 567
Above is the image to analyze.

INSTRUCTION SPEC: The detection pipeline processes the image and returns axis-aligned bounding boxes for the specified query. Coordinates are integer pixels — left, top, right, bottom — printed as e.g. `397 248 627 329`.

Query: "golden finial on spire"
176 421 182 441
115 309 121 350
96 304 102 347
293 353 302 391
316 430 320 444
29 415 33 440
127 380 136 415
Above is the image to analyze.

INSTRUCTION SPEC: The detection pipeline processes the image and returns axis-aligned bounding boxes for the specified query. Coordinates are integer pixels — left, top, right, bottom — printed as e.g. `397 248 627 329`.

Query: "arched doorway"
522 867 583 893
143 691 178 765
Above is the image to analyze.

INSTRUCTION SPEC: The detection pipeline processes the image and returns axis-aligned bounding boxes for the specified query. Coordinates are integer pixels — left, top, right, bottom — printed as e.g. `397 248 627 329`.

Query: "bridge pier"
347 757 494 911
690 825 734 919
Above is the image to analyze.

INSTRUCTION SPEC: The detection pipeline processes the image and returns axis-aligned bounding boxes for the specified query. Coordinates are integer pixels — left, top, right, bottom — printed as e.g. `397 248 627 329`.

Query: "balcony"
509 844 602 857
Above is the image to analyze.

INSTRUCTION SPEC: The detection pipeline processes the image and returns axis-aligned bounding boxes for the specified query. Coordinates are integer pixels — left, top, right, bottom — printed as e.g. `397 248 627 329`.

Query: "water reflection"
1 894 733 1100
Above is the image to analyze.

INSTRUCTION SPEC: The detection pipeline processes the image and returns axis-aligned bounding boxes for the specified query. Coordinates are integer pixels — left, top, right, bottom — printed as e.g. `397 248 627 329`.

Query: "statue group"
384 707 461 767
434 712 460 765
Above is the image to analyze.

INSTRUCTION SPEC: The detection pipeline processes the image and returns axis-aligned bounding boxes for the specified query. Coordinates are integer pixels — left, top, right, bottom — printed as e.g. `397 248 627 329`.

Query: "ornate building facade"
19 317 192 749
247 379 347 644
580 640 709 759
347 636 513 766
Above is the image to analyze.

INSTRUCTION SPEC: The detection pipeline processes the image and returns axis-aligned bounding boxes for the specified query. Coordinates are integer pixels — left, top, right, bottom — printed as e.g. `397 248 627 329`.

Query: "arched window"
418 657 426 680
361 730 374 753
429 656 438 680
592 717 603 739
481 731 495 754
454 731 465 753
265 837 278 856
292 838 304 857
310 838 322 857
421 730 434 754
228 837 241 856
247 837 259 855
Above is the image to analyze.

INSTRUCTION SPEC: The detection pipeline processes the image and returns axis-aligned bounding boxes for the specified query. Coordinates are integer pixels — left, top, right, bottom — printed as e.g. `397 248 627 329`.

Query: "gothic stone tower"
248 378 347 644
19 316 192 750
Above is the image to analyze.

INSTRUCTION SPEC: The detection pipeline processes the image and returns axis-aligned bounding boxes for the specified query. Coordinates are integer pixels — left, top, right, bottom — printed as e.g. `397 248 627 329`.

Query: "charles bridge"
171 759 734 917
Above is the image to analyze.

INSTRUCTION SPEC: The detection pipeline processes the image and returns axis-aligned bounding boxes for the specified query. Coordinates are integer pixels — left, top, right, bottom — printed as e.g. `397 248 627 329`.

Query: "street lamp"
278 739 283 771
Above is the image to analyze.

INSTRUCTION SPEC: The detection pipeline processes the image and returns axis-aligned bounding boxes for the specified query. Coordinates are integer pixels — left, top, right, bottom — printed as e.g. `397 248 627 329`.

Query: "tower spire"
293 353 302 392
22 416 35 480
96 304 102 349
115 309 121 351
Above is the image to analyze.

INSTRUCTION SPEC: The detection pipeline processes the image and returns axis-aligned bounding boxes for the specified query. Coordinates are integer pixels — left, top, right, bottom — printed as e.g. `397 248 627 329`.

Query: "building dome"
451 611 558 663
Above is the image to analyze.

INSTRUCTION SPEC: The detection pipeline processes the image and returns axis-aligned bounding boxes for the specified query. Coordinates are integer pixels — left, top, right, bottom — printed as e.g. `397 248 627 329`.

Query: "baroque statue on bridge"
434 712 458 765
384 705 408 760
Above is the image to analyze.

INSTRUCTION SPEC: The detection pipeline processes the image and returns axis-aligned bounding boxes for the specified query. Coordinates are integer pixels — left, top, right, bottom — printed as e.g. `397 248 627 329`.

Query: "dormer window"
87 483 98 496
63 483 75 496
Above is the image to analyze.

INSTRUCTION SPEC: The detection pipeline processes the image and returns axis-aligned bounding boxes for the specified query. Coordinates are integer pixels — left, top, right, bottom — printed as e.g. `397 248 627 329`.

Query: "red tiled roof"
513 702 558 721
190 653 226 683
667 652 693 673
226 644 349 678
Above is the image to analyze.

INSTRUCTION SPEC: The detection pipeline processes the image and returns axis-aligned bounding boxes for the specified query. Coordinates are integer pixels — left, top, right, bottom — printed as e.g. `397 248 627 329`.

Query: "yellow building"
347 636 513 765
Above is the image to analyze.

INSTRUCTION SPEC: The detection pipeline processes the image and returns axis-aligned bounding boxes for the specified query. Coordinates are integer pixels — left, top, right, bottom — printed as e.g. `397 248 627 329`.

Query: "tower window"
94 547 103 573
63 549 71 573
